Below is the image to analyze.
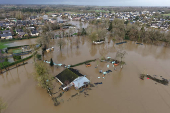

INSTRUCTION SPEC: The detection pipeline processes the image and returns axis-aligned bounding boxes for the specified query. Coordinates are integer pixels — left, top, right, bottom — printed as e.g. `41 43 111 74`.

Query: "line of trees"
92 18 170 47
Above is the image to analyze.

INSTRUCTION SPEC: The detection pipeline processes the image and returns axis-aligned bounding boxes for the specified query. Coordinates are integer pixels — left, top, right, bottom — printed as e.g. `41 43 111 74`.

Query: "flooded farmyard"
1 36 170 113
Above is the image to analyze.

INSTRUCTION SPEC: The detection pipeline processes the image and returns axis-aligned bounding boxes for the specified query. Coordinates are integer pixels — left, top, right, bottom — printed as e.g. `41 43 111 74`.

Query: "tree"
112 18 125 42
81 28 87 35
89 31 98 42
41 33 50 48
115 49 127 69
34 61 52 89
165 31 170 46
50 58 54 66
79 21 83 33
57 39 66 51
97 27 107 40
0 97 7 113
13 55 21 67
108 22 112 31
126 24 139 41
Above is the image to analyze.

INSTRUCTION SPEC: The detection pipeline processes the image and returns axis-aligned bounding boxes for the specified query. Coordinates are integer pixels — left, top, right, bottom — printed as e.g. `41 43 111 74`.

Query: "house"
49 19 57 23
31 30 39 36
43 15 48 20
2 30 11 34
55 68 90 90
18 32 26 38
0 33 13 39
29 16 37 20
16 29 23 34
72 76 90 90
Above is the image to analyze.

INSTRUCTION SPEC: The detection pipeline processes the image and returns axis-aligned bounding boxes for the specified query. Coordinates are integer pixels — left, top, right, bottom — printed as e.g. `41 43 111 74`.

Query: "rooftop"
55 68 84 85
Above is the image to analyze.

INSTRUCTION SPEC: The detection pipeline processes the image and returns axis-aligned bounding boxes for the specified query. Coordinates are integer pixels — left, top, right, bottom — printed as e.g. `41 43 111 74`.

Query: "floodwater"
1 37 170 113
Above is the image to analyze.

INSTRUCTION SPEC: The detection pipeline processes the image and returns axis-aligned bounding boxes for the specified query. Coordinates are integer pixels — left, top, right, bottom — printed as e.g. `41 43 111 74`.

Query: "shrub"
50 58 54 66
5 58 8 62
13 55 21 60
36 54 42 60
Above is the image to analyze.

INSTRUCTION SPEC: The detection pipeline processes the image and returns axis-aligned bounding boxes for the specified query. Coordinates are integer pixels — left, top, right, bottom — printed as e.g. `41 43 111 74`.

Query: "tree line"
88 18 170 47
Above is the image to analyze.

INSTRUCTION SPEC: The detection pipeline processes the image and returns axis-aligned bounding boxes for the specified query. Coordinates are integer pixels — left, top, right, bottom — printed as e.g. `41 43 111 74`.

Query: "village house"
0 33 13 39
31 30 39 36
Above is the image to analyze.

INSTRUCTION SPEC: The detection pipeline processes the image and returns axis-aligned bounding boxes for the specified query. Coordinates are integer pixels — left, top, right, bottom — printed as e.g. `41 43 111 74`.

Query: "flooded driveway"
1 37 170 113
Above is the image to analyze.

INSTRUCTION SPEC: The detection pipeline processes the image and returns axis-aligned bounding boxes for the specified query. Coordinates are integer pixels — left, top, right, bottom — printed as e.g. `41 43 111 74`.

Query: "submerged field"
1 36 170 113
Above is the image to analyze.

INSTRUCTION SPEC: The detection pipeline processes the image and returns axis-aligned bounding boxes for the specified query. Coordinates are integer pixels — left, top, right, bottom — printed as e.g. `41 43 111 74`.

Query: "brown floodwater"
1 37 170 113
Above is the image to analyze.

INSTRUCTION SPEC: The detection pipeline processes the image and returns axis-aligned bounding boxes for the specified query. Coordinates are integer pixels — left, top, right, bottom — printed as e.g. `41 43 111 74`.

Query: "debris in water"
94 82 103 85
72 93 78 97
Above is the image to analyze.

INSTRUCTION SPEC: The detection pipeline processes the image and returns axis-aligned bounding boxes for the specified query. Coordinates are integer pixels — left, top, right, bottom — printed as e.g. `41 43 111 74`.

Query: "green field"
95 10 109 13
163 13 170 16
0 42 8 49
8 48 22 54
12 49 22 53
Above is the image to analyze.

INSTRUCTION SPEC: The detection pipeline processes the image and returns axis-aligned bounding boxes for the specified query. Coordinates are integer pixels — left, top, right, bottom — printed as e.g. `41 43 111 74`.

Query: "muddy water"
1 38 170 113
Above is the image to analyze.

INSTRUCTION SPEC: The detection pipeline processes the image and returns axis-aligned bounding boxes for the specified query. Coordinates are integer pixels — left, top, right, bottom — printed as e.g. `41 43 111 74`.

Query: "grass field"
163 13 170 16
95 10 109 13
12 49 22 53
0 42 8 49
8 48 22 54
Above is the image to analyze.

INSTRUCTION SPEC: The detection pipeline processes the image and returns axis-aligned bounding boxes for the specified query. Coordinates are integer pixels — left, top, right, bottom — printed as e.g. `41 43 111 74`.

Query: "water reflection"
57 52 66 62
89 45 97 56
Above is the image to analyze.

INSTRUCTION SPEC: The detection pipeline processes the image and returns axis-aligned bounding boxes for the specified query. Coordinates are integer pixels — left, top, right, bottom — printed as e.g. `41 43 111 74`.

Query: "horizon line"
0 4 170 7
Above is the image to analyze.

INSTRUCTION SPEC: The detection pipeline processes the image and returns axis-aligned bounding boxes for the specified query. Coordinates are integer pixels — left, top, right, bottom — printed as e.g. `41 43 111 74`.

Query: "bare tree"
57 39 66 51
112 18 125 42
34 61 52 91
115 49 127 69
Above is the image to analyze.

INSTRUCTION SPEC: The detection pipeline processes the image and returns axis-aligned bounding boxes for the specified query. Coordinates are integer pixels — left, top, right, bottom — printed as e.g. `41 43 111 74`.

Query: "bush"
13 55 21 60
5 58 8 62
36 54 42 60
50 58 54 66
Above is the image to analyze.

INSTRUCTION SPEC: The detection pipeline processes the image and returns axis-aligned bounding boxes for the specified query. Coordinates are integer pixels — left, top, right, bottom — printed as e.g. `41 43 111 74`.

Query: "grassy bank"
0 42 8 49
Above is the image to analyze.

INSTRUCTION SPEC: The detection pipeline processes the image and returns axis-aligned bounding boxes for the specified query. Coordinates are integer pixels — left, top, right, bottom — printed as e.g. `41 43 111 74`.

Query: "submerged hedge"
0 51 37 69
70 59 96 67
